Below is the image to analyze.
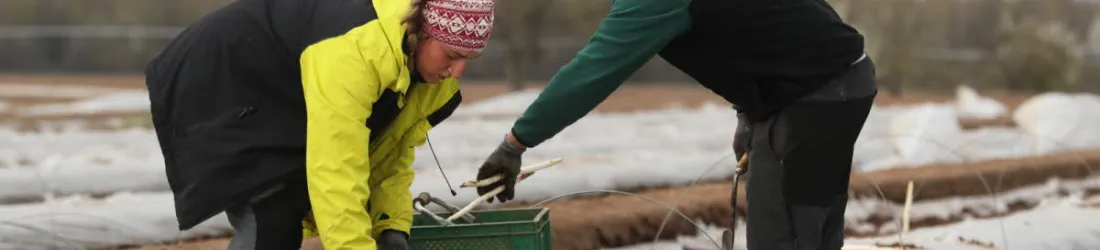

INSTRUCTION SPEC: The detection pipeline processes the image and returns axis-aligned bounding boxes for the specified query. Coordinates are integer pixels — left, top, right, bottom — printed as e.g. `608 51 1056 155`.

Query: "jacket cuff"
373 219 412 238
500 135 527 154
509 127 535 148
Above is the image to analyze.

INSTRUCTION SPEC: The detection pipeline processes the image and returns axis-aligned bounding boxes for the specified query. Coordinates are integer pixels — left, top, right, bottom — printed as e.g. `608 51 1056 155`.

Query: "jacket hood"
374 0 414 94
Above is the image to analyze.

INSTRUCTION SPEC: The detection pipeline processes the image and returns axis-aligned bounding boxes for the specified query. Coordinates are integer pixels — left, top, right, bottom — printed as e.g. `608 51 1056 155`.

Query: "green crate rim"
410 207 551 240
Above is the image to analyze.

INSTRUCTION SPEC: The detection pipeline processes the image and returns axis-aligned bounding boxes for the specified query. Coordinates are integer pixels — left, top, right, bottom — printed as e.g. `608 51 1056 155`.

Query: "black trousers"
744 56 877 250
223 171 412 250
225 173 312 250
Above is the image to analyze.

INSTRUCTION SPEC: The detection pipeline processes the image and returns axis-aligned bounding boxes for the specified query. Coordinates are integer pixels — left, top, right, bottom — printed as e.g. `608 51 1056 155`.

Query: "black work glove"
476 136 524 203
376 229 409 250
733 112 752 162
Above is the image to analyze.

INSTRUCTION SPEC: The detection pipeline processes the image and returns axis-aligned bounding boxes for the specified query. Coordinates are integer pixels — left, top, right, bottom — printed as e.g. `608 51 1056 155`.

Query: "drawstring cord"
426 133 458 196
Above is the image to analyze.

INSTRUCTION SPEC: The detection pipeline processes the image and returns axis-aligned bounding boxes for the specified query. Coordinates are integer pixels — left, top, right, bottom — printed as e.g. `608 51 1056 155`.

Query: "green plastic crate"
409 207 552 250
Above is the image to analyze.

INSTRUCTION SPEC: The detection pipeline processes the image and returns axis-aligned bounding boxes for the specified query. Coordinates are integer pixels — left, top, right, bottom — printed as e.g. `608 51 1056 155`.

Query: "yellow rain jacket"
298 0 461 248
145 0 463 245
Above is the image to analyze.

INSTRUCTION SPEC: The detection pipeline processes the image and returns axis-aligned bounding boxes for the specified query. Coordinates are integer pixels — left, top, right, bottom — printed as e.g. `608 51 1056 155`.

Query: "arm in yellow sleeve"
368 141 417 236
300 38 386 250
370 82 459 236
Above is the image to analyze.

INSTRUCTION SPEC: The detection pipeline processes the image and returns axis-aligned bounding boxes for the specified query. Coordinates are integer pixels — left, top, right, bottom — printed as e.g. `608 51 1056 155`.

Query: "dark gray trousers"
226 173 311 250
744 56 877 250
224 171 411 250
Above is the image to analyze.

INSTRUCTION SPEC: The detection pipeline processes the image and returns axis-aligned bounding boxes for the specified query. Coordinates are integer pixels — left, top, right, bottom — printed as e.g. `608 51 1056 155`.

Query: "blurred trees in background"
0 0 230 72
493 0 612 91
495 0 554 91
0 0 1098 93
829 0 1099 94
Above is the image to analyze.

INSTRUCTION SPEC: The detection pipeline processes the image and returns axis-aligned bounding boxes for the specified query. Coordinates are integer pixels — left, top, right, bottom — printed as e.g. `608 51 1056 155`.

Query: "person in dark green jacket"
474 0 877 249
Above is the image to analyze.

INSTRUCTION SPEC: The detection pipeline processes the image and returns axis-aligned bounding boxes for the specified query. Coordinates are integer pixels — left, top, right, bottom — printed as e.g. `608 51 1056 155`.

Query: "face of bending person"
414 37 480 84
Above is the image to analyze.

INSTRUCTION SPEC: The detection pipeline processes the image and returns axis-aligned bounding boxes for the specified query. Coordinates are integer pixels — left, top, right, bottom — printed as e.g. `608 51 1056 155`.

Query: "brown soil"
871 242 926 249
843 150 1100 236
123 238 232 250
116 132 1090 250
956 237 998 249
5 74 1052 250
126 150 1078 250
958 116 1016 130
1 78 1035 133
122 129 1094 250
0 74 148 89
506 149 1100 249
848 150 1100 202
0 73 1036 113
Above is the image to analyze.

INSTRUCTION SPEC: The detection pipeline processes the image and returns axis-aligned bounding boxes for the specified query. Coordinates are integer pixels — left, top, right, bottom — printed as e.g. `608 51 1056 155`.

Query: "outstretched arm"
509 0 692 147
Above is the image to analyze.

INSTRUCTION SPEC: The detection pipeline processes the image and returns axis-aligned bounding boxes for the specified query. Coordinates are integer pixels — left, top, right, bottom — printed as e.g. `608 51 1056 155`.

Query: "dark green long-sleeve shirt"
509 0 866 147
510 0 693 147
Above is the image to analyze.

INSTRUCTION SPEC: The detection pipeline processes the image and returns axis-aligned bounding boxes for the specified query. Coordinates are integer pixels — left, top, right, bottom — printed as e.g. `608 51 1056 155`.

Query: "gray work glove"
476 136 524 203
733 112 752 162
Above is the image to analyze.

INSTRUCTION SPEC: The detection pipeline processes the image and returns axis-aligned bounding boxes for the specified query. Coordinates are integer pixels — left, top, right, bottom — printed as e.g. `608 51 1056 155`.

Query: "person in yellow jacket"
143 0 496 249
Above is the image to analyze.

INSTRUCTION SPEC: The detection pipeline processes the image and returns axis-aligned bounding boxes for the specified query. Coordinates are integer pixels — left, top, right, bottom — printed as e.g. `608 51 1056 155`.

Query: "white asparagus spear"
447 176 535 223
446 185 505 222
902 180 915 235
431 196 478 223
445 159 560 223
460 158 563 188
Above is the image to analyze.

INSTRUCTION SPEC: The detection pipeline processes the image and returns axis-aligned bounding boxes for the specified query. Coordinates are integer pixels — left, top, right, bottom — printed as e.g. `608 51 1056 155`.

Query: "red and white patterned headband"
422 0 495 53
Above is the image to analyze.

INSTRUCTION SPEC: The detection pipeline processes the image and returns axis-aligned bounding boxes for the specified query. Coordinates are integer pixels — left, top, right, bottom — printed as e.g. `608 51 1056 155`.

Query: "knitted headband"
421 0 495 53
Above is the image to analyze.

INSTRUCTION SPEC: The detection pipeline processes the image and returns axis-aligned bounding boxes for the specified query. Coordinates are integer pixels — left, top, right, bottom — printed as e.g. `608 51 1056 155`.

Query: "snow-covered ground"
614 195 1100 250
1 85 1099 249
955 85 1008 120
605 175 1100 250
18 90 151 116
849 196 1100 250
0 82 126 99
0 193 230 250
844 175 1100 236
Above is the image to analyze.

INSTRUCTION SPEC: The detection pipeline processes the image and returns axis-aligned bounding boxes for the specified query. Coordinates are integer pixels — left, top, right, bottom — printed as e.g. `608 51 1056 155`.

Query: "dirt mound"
514 149 1100 250
848 150 1099 202
124 151 1100 250
958 116 1015 129
0 74 1037 135
11 75 1038 249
